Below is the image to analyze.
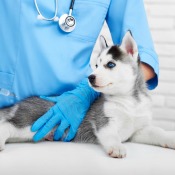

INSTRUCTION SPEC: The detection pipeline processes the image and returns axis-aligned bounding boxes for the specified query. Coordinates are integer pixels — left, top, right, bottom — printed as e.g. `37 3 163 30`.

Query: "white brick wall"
145 0 175 129
92 0 175 130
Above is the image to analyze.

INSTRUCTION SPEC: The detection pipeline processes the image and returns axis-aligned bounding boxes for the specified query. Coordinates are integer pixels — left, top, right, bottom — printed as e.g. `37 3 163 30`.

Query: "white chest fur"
103 95 152 142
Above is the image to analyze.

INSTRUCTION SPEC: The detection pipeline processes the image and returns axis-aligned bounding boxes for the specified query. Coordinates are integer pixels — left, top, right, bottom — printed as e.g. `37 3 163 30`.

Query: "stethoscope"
34 0 76 33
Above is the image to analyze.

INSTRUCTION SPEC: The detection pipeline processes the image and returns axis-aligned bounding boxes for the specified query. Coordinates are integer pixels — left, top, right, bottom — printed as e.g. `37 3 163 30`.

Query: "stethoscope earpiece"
53 17 59 22
37 15 44 20
34 0 76 33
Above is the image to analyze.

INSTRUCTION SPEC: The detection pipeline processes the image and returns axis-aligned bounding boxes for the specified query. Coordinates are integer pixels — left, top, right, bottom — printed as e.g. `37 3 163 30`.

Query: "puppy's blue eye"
107 62 116 69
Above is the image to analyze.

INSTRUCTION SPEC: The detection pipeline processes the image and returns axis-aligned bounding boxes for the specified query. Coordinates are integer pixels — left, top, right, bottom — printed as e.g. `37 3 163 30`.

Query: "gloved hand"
31 78 100 142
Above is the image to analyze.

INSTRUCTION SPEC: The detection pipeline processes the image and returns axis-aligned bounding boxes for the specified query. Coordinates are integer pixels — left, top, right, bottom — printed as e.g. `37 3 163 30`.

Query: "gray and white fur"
0 32 175 158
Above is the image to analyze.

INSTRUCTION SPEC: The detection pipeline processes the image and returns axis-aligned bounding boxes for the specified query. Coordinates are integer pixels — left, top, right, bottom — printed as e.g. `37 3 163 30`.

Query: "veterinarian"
0 0 158 142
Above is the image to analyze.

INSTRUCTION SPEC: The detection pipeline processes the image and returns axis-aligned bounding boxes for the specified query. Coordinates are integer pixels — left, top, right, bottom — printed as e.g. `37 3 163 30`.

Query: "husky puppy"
0 32 175 158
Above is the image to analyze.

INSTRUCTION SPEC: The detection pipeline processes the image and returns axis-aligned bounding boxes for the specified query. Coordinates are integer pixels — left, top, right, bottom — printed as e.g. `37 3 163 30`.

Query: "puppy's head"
89 31 140 95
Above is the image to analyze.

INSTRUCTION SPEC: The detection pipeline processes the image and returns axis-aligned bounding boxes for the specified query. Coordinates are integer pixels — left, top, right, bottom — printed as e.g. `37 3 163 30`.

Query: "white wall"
92 0 175 130
145 0 175 130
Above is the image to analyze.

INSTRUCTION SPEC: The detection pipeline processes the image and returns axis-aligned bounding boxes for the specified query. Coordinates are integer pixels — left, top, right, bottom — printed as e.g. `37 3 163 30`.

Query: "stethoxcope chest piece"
34 0 76 33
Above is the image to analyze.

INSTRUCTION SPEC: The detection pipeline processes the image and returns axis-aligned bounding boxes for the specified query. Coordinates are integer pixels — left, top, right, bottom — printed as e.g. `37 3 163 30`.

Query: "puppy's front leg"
131 126 175 149
96 124 126 158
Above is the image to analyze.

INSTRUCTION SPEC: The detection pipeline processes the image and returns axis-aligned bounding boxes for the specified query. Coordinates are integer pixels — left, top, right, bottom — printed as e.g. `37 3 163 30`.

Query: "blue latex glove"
31 78 100 142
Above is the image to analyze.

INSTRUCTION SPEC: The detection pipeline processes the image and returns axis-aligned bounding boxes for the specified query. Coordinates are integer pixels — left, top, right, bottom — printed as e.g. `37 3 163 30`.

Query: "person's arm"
141 62 155 81
106 0 159 90
31 78 100 142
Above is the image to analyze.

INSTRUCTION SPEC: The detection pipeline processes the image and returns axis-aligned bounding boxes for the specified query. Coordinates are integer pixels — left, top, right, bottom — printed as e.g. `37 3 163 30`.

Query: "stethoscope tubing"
69 0 75 10
34 0 76 32
34 0 58 21
69 0 75 16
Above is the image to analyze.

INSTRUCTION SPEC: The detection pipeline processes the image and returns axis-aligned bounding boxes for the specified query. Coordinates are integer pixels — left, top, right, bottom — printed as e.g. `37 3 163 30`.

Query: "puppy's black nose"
88 75 96 84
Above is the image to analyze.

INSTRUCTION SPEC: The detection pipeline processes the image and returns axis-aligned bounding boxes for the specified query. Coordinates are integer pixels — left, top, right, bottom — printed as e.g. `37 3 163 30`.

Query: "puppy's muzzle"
88 74 96 86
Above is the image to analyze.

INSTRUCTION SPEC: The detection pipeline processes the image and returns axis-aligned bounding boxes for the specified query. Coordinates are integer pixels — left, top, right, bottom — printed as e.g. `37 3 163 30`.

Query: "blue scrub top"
0 0 159 108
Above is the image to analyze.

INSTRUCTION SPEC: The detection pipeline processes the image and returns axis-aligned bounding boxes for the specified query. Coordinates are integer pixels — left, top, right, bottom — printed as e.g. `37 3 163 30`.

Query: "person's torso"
0 0 111 107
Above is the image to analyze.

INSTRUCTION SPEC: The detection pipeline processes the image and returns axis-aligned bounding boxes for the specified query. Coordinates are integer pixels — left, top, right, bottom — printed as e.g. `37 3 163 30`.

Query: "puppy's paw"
107 144 126 158
0 142 5 151
161 132 175 149
162 141 175 150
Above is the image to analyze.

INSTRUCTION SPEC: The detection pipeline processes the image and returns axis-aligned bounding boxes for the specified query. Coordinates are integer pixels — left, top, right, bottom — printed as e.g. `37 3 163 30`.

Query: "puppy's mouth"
92 83 113 88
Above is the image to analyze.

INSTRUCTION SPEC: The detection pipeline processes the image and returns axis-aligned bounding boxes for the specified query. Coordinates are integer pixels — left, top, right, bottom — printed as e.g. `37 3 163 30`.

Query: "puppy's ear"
120 31 138 61
99 35 108 52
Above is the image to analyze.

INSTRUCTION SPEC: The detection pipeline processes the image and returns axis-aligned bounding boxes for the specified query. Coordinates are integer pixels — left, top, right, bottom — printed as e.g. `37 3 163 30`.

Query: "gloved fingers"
64 127 76 142
33 114 61 142
40 96 59 103
53 121 70 141
31 108 53 132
